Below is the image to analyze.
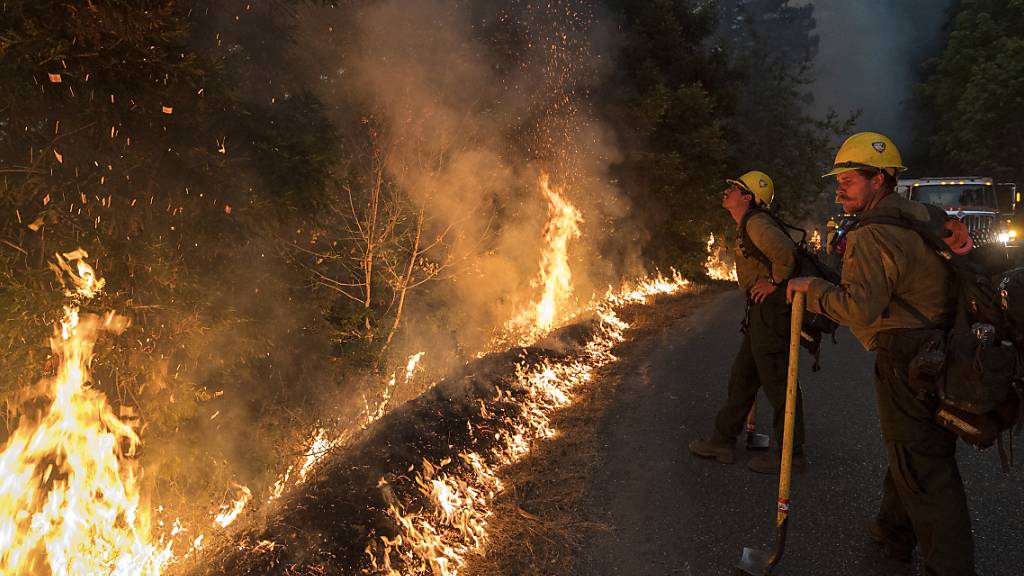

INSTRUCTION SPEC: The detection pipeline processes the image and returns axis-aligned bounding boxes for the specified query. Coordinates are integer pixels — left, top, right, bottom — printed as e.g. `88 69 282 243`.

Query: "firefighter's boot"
747 446 805 474
687 435 735 464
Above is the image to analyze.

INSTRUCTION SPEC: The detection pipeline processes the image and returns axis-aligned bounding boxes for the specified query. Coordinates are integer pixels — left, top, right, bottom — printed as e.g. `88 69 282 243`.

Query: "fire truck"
896 176 1020 269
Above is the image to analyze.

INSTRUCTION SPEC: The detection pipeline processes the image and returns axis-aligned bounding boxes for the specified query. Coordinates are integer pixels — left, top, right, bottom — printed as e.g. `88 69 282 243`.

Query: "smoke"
801 0 953 150
293 0 635 365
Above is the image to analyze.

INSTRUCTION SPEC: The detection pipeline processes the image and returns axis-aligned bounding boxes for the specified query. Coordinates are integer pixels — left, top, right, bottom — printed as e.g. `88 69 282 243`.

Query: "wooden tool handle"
776 291 804 525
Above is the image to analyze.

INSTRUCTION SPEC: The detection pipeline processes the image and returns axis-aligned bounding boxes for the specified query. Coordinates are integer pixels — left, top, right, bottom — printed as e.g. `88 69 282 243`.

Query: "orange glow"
0 252 171 575
808 229 822 253
506 171 583 343
704 234 737 282
367 271 691 574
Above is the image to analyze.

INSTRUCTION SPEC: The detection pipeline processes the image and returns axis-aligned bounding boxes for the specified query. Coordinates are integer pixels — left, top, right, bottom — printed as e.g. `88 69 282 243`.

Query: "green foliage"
715 0 846 221
598 0 730 271
916 0 1024 183
598 0 843 271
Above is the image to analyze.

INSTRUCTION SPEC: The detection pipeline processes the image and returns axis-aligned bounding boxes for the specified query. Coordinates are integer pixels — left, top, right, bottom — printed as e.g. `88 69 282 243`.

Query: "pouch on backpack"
940 330 1019 415
908 330 946 395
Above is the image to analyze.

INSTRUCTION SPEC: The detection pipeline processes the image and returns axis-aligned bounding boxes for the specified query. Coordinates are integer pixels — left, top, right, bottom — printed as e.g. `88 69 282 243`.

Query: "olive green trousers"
875 331 975 576
713 290 805 447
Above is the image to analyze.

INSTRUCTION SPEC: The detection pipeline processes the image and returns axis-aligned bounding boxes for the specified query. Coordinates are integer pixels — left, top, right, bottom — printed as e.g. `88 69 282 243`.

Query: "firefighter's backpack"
852 203 1024 470
738 207 840 369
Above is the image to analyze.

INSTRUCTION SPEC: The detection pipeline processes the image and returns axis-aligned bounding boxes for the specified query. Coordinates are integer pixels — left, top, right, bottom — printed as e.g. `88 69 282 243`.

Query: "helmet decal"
758 179 767 188
871 141 886 153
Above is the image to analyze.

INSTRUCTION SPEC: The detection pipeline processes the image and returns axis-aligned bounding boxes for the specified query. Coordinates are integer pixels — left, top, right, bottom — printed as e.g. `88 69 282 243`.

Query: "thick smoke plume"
295 0 635 366
803 0 953 149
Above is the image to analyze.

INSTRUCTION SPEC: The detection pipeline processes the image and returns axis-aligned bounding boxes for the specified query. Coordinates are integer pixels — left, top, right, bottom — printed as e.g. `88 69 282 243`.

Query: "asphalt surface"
579 290 1022 576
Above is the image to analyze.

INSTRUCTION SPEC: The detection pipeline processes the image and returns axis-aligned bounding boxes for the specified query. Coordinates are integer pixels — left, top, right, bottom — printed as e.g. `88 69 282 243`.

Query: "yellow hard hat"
822 132 906 178
726 170 774 207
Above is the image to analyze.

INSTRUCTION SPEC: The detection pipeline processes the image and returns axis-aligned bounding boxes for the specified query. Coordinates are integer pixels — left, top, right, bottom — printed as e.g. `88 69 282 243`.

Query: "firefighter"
825 217 838 254
787 132 975 575
688 170 807 474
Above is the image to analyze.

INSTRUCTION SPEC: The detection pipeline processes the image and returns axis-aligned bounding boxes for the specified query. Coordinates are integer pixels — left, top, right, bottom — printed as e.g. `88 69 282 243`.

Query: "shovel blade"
745 432 770 450
737 546 775 576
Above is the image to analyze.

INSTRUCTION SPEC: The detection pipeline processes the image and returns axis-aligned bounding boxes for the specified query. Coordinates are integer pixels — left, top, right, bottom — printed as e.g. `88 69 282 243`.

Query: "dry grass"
463 285 722 576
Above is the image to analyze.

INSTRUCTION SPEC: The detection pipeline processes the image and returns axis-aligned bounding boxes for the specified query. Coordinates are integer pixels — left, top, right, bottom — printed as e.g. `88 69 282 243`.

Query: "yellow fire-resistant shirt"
734 211 796 295
806 193 955 351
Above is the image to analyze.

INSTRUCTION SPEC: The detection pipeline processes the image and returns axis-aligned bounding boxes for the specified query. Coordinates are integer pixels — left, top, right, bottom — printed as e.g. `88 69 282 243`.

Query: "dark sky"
802 0 954 153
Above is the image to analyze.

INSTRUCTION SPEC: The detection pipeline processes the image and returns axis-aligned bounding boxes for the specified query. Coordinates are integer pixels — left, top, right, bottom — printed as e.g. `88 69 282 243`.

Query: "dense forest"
10 0 1015 545
914 0 1024 184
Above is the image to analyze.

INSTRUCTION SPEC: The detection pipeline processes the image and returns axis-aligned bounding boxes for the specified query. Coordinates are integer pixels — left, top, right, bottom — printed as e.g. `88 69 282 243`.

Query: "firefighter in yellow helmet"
788 132 974 574
689 170 807 474
726 170 775 208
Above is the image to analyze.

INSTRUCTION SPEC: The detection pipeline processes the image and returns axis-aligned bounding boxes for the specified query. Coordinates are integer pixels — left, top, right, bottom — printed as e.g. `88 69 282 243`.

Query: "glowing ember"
704 233 737 282
0 251 170 575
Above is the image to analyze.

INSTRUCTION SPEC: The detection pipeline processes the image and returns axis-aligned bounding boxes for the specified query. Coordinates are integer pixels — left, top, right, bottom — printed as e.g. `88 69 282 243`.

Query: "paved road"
579 290 1022 576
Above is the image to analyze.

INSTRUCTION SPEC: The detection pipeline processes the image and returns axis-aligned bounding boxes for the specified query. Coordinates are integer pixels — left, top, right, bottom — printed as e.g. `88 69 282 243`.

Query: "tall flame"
505 172 583 341
533 172 582 329
0 251 169 575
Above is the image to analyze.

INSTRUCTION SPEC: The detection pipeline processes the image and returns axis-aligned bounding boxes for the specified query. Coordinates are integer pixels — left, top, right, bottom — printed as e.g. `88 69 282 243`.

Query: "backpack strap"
851 204 953 257
738 208 774 270
891 294 943 329
849 206 955 330
739 206 798 276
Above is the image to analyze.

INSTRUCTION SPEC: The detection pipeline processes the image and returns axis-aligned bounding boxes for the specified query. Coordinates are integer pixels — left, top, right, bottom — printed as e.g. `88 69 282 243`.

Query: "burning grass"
176 272 696 575
461 287 718 576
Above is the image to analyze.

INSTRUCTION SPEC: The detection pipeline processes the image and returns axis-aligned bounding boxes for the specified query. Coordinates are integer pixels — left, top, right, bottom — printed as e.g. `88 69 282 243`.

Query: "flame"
269 351 429 504
50 249 106 298
0 252 170 575
507 172 582 339
808 229 822 253
213 485 252 529
404 352 425 384
367 271 691 574
704 233 737 282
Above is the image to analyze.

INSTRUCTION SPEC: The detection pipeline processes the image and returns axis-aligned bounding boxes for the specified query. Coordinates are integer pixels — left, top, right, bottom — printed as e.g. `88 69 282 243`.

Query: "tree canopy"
916 0 1024 183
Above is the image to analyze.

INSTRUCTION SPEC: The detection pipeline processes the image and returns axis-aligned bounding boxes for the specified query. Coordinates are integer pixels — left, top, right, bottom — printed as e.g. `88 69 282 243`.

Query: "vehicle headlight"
999 229 1017 244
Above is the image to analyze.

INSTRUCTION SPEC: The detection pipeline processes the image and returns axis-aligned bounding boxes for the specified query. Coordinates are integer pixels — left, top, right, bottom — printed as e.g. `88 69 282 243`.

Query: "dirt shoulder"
463 284 727 576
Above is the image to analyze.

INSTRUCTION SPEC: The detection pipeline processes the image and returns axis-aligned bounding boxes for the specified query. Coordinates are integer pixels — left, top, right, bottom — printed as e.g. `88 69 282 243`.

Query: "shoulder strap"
739 208 774 269
851 204 953 256
850 206 957 329
766 211 810 246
